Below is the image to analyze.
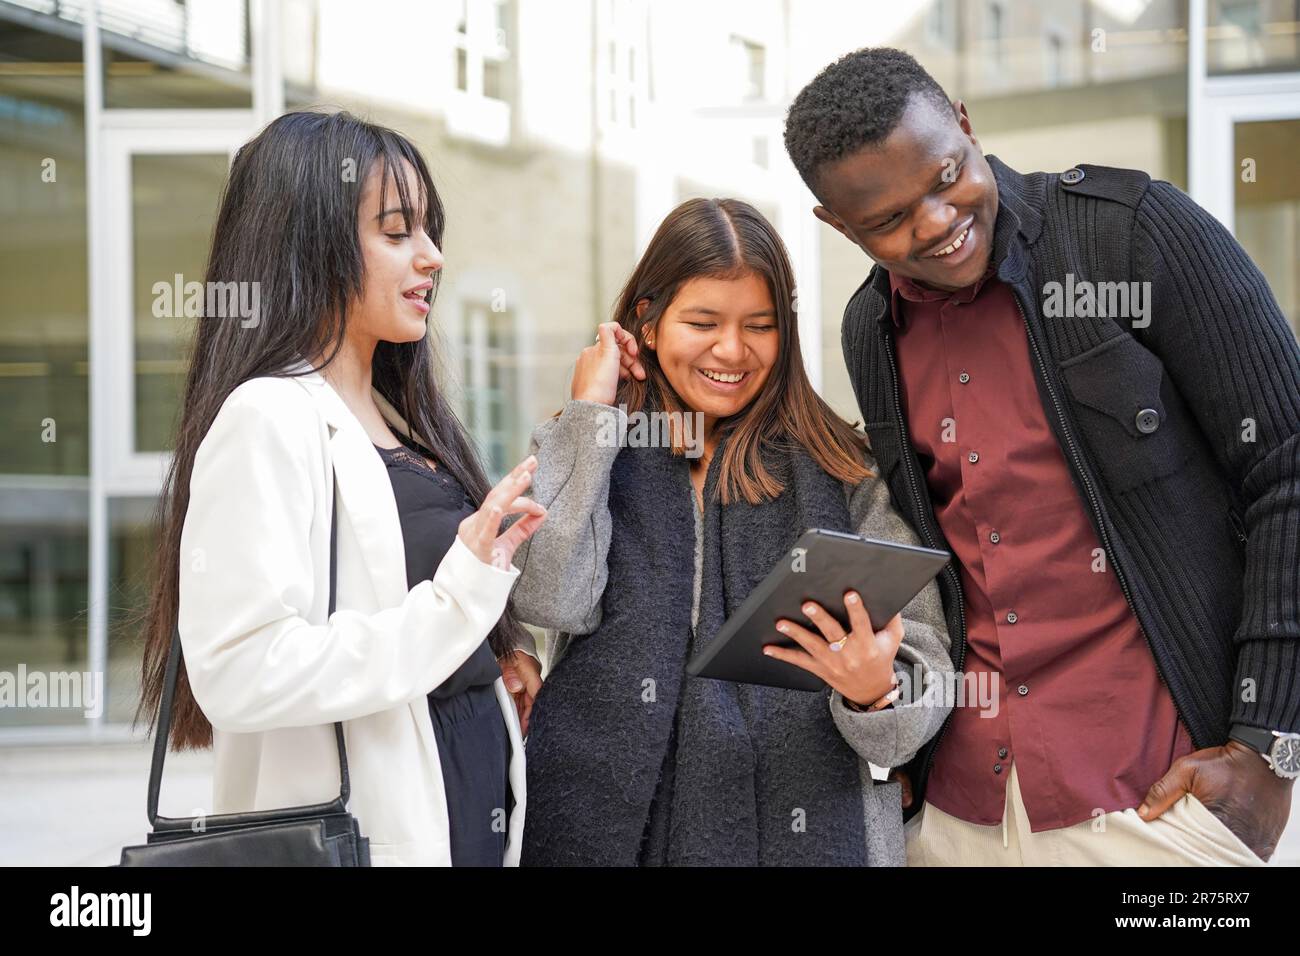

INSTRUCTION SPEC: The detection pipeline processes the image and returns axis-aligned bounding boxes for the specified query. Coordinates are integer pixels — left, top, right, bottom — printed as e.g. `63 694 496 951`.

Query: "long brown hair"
135 111 527 751
613 197 871 503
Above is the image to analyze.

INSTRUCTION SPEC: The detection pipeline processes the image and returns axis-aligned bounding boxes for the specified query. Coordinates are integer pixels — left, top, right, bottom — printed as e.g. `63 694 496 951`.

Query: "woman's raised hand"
456 455 547 570
570 321 646 406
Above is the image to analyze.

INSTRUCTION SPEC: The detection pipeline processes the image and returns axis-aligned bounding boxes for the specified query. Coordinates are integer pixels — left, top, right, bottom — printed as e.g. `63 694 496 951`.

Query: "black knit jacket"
841 155 1300 819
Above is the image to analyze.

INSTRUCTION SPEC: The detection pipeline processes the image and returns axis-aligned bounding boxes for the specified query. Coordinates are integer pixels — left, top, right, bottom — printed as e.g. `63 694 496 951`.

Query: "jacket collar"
987 154 1044 248
869 154 1044 321
280 357 430 608
280 357 435 446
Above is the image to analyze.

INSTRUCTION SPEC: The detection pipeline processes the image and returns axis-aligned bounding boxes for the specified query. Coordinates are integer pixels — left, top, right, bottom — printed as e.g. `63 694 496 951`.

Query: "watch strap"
1228 723 1275 756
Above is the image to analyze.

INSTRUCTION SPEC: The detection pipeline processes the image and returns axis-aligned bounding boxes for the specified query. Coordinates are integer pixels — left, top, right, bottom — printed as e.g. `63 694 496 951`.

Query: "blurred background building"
1 0 1298 863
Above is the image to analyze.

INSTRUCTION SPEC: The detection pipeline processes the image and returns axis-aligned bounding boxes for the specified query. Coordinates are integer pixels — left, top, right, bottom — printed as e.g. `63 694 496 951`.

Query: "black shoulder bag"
118 470 371 866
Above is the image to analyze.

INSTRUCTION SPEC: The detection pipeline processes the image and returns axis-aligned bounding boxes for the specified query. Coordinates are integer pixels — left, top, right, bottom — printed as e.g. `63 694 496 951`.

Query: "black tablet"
685 529 950 691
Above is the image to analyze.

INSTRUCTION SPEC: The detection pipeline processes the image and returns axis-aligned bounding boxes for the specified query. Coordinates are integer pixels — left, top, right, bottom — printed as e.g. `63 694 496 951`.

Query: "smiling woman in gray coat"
510 198 954 867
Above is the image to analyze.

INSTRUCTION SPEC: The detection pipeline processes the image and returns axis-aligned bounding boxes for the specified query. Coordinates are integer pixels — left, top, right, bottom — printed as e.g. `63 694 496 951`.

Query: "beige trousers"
905 762 1266 866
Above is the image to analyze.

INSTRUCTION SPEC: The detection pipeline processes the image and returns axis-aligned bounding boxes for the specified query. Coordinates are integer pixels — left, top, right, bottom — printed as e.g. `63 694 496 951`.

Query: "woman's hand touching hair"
570 321 646 406
456 455 546 570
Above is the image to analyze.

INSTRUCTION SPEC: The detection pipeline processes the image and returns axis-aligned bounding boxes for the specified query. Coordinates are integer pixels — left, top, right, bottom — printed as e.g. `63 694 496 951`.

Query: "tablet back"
686 528 950 691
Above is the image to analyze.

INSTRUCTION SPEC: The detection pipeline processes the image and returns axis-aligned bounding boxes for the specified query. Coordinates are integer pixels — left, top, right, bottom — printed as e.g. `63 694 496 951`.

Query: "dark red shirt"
889 266 1193 832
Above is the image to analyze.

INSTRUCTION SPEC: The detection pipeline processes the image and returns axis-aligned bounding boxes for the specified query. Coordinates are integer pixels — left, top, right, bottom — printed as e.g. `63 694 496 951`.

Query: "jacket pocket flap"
1059 333 1166 439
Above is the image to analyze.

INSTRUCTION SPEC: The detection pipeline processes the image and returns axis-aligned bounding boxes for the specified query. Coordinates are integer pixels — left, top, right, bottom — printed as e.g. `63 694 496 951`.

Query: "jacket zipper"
1011 288 1198 739
877 323 967 792
1228 508 1248 546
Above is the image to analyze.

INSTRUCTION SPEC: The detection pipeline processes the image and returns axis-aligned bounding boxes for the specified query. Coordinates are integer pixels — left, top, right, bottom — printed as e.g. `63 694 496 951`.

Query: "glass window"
986 1 1005 71
0 488 89 728
1208 0 1300 75
483 56 504 101
0 18 90 729
106 497 158 725
452 0 513 104
1046 31 1065 88
280 0 319 107
99 0 254 109
602 1 646 129
1234 118 1300 340
732 36 766 101
492 0 510 49
927 0 956 47
459 302 521 480
131 153 230 454
0 20 89 477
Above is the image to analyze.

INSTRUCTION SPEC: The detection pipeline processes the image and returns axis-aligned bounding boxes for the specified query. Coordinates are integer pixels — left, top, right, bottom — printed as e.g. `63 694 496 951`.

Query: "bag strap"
147 469 350 830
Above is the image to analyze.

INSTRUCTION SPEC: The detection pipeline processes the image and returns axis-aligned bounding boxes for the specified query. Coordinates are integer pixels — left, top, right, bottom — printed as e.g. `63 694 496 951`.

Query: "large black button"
1136 408 1160 434
1061 167 1085 185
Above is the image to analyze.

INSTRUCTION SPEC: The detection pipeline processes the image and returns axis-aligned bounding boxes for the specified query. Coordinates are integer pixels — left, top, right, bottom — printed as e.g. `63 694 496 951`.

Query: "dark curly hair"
783 47 954 198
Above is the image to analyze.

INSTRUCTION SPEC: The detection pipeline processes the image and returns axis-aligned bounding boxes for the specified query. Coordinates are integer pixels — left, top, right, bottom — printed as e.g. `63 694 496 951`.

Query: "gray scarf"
522 434 866 866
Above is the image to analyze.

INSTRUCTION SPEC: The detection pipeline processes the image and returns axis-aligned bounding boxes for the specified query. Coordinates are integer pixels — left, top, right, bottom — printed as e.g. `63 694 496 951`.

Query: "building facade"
1 0 1297 741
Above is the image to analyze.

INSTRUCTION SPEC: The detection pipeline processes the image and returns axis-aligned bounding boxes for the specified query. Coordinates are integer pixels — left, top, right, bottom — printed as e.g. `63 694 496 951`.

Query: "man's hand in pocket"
1138 741 1293 862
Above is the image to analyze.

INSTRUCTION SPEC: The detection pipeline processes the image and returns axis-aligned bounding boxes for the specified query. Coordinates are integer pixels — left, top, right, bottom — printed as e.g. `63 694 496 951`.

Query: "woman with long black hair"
136 111 546 867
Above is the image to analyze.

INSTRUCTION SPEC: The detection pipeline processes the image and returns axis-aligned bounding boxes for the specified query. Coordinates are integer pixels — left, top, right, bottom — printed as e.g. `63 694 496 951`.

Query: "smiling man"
784 47 1300 865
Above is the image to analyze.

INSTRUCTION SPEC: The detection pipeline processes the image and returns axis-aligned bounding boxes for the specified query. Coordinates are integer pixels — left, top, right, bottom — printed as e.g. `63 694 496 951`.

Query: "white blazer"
177 360 527 866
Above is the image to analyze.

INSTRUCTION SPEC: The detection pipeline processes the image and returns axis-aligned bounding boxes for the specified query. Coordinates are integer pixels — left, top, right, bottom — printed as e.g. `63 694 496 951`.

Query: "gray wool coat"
511 399 954 866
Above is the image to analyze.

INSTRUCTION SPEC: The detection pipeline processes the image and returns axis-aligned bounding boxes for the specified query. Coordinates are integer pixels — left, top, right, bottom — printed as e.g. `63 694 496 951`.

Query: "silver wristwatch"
1229 724 1300 780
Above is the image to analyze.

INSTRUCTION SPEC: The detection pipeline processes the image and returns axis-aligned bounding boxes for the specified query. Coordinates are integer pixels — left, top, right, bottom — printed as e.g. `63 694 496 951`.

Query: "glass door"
93 123 247 726
1232 116 1300 339
98 125 245 493
1197 74 1300 342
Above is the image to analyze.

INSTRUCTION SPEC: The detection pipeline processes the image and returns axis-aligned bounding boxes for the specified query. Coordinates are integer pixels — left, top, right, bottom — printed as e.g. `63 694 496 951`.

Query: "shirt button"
968 451 979 464
1018 684 1029 696
993 763 1003 774
989 531 1001 544
1006 611 1018 624
1136 408 1160 434
998 747 1008 758
958 371 970 384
